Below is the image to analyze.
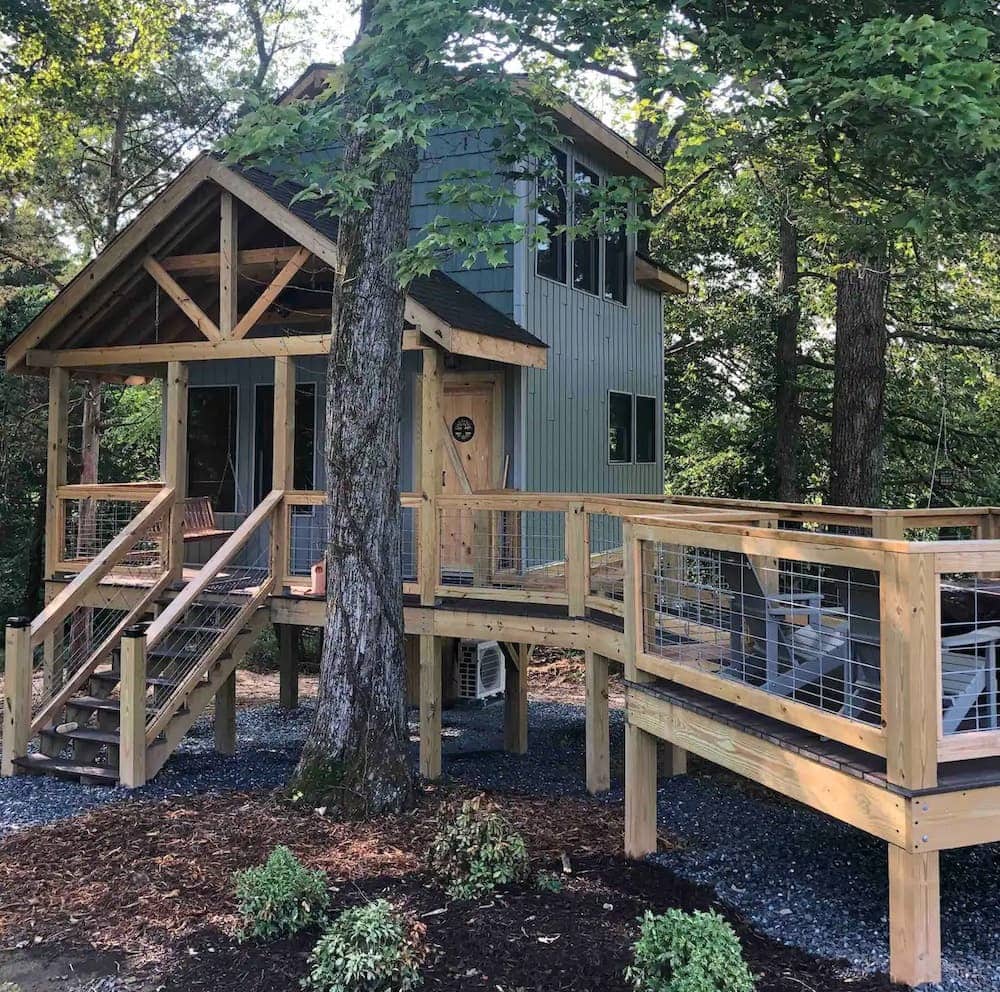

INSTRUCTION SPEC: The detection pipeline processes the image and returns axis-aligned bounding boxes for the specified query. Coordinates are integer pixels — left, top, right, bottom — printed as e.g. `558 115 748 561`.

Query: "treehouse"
3 65 1000 989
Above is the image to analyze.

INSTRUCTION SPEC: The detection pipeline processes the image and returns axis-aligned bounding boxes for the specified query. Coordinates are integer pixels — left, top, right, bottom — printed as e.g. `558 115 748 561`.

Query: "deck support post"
119 625 148 788
888 847 941 987
419 633 442 779
163 361 188 581
504 643 529 755
214 670 237 756
662 743 687 777
2 618 32 777
585 651 610 793
277 623 299 709
417 348 442 606
45 367 70 579
271 356 295 585
625 720 658 858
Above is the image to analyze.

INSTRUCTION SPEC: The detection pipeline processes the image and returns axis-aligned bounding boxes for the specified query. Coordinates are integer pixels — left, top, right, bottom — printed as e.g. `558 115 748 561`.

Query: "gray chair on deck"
720 553 850 695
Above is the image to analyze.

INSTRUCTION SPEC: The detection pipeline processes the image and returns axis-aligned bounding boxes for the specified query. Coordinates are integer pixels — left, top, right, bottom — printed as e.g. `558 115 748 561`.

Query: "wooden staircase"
14 599 269 785
8 490 283 787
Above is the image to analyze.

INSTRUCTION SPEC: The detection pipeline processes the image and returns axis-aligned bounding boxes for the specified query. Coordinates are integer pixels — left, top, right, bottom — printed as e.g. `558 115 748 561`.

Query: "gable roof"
280 63 665 187
5 155 547 372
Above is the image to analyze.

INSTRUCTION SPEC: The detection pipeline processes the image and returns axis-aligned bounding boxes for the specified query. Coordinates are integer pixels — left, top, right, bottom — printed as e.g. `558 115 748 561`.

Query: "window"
254 383 317 504
572 163 599 294
635 395 657 463
188 386 238 512
536 150 630 305
535 150 567 282
609 391 633 464
605 225 628 304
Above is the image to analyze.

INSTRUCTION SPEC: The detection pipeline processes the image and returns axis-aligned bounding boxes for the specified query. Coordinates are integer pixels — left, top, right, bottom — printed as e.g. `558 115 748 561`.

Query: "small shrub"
301 899 423 992
233 845 330 940
625 909 755 992
535 870 564 893
429 797 530 900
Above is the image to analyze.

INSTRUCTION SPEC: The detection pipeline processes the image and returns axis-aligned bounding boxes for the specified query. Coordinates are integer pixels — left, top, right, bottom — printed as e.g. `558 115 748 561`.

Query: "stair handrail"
145 489 284 650
30 485 176 647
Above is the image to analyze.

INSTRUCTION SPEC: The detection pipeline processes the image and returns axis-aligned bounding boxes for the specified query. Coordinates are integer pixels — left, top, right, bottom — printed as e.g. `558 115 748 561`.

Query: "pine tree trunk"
829 250 889 507
772 212 801 501
293 110 419 816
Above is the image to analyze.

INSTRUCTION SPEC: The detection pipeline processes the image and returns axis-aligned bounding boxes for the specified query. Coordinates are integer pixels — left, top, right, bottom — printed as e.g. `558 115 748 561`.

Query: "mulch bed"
0 787 901 992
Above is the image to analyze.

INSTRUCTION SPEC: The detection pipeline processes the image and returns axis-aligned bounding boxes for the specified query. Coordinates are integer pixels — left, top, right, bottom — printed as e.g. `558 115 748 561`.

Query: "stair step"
41 726 120 746
13 753 118 783
68 695 186 715
91 672 181 690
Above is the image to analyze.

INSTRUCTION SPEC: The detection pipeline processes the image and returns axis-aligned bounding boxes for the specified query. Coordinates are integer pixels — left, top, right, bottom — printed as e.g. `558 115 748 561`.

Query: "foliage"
301 899 423 992
534 870 564 893
625 909 755 992
233 845 330 940
429 798 530 900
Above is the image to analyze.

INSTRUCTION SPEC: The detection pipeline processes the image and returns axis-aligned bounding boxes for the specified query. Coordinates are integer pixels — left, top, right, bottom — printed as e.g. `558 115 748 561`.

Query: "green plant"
429 797 530 900
233 845 330 940
625 909 755 992
301 899 423 992
535 870 564 893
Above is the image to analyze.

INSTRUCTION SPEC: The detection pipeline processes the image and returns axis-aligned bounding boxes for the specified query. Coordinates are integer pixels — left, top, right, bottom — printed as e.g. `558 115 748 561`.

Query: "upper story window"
536 150 630 306
608 390 633 464
535 150 567 283
572 163 600 294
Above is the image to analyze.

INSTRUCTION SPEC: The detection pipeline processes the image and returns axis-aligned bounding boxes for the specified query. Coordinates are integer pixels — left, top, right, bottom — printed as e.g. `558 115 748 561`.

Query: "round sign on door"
451 416 475 443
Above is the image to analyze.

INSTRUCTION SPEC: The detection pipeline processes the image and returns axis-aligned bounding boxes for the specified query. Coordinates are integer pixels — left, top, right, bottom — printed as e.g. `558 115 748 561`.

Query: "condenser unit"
457 639 505 701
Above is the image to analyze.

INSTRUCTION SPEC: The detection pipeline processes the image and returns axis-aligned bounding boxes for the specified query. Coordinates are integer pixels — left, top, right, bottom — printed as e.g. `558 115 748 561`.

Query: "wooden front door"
440 376 501 573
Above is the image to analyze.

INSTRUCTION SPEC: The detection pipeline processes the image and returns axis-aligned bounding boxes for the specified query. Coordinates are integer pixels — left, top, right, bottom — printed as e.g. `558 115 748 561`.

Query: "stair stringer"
144 607 270 780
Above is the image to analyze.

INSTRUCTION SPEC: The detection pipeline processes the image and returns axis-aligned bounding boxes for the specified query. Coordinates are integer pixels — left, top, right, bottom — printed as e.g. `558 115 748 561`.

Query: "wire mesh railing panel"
285 501 418 584
144 545 271 734
940 572 1000 735
61 498 162 570
588 512 624 602
640 540 883 726
439 507 567 593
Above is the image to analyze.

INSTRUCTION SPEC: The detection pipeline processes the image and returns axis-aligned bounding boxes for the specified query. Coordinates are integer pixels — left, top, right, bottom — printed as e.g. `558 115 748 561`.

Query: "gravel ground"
1 694 998 991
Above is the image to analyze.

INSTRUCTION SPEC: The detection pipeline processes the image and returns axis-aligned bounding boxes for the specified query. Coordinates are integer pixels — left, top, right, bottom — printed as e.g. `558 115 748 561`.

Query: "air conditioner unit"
457 639 505 701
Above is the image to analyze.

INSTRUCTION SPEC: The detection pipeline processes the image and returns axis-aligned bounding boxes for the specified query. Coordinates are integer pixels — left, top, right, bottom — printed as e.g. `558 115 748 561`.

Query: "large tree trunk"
772 212 801 501
829 249 889 507
294 74 419 815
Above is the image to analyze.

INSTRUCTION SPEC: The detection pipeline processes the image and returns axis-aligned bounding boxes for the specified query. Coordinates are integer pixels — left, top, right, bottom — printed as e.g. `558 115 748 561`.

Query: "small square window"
609 391 633 464
635 395 657 464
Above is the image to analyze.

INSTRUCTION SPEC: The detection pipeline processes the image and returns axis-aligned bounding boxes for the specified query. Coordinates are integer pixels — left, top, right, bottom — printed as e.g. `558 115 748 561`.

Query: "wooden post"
119 624 148 788
881 549 942 985
45 367 70 578
163 362 188 580
566 502 587 617
419 633 442 779
873 512 906 541
504 643 529 755
219 192 238 337
625 720 658 858
271 356 295 584
623 522 642 681
888 847 942 987
663 743 687 777
214 671 237 755
2 618 32 777
585 651 610 794
277 623 299 709
882 551 938 791
418 348 442 606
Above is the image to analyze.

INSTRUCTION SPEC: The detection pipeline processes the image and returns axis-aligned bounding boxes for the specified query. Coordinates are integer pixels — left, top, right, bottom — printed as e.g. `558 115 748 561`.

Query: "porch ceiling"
6 156 548 377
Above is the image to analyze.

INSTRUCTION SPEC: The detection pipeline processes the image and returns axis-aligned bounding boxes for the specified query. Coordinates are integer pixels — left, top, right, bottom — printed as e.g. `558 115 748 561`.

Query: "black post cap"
123 622 150 638
7 617 30 629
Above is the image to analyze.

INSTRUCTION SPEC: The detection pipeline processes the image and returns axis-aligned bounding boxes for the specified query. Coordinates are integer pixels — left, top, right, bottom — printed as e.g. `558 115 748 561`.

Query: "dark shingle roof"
232 163 547 351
